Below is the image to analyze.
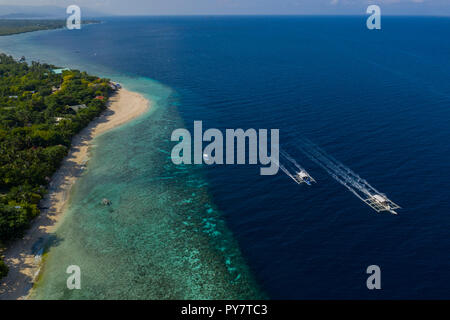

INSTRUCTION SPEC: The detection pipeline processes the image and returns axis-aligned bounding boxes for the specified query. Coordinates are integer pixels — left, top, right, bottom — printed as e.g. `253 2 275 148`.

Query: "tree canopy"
0 53 112 278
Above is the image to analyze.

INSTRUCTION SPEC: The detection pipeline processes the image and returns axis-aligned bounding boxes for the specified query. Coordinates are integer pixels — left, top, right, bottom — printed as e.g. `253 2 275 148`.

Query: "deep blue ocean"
1 16 449 299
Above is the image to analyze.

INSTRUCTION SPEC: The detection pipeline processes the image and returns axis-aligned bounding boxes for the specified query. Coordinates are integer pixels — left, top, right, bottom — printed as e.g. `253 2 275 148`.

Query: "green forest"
0 19 65 36
0 53 112 279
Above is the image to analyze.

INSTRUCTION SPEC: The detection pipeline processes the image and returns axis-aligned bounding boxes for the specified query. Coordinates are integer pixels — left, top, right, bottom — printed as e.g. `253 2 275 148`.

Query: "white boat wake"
275 149 315 185
295 138 400 214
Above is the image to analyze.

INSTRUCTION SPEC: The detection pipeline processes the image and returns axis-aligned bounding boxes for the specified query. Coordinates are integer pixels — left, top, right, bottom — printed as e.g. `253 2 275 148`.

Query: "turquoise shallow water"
0 29 263 299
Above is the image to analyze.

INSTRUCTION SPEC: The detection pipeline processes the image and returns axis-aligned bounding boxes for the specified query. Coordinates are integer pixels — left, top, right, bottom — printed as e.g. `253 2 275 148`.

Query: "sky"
0 0 449 16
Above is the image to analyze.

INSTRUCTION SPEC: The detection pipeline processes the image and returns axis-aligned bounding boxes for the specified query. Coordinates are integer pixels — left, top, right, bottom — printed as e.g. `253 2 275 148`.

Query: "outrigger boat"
293 170 316 186
363 194 400 215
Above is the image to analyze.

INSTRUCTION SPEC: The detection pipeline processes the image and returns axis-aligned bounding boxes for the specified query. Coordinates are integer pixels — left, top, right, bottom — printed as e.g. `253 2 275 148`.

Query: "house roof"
52 68 70 74
68 104 88 112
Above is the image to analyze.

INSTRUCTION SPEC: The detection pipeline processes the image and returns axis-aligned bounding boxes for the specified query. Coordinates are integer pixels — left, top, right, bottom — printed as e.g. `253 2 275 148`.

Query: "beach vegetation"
0 53 112 278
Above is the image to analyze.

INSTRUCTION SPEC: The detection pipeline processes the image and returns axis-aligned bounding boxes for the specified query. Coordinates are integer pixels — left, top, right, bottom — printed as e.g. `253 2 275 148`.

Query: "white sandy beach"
0 88 150 300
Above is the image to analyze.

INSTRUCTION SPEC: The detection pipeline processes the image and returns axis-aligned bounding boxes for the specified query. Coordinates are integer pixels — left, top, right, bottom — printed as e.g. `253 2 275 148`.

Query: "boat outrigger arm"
293 170 316 186
363 194 401 215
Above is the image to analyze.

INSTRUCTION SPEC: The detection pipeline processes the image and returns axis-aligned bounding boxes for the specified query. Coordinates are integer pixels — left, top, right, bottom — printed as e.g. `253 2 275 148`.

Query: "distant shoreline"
0 19 100 37
0 87 150 300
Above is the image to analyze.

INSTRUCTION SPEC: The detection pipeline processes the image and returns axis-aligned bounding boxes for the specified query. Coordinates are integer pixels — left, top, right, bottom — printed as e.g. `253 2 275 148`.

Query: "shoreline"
0 87 150 300
0 20 101 37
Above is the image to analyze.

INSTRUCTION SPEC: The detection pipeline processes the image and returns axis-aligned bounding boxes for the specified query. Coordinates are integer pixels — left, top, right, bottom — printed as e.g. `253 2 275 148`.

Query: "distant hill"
0 5 106 19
